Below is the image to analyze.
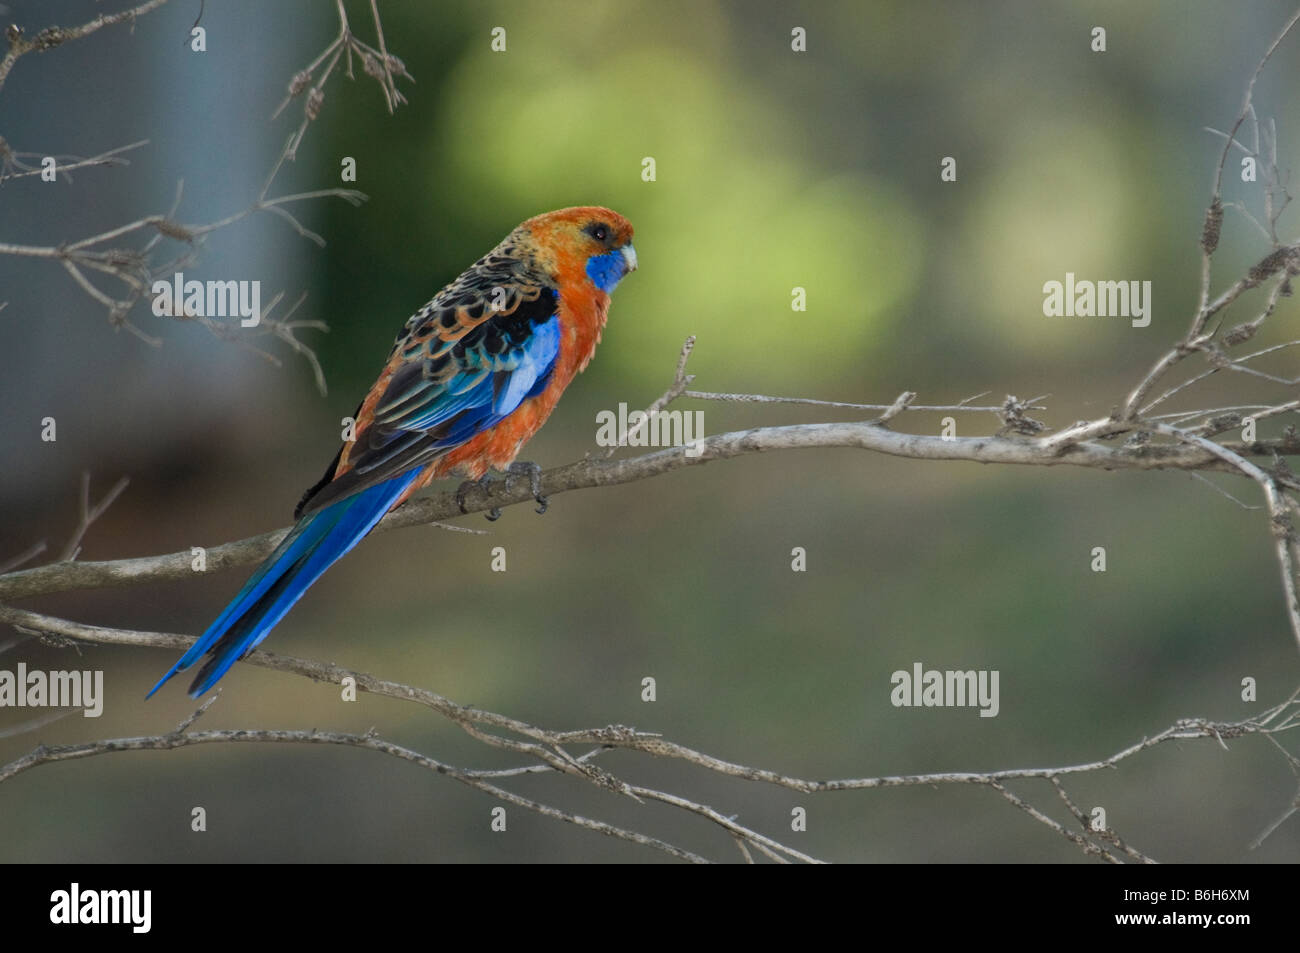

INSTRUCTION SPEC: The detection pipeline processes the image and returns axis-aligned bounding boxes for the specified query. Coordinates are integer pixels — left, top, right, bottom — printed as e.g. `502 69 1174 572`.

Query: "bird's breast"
426 289 609 482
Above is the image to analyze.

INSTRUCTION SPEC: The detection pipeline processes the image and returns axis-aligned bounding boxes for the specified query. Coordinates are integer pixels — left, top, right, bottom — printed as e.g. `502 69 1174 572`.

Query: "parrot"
148 206 636 697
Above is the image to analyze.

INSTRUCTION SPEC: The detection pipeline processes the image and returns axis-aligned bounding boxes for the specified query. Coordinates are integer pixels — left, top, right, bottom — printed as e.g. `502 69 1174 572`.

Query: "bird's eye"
588 223 609 242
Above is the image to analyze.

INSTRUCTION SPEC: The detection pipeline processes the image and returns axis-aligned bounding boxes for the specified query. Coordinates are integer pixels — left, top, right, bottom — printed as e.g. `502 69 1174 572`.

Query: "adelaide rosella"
149 206 636 698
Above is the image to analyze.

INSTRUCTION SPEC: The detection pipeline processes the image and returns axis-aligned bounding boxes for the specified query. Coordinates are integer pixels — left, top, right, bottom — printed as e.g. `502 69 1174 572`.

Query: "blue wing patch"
296 285 561 515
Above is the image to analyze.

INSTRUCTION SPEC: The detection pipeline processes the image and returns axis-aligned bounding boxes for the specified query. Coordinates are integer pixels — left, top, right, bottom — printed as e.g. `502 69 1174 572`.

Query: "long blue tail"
148 471 420 698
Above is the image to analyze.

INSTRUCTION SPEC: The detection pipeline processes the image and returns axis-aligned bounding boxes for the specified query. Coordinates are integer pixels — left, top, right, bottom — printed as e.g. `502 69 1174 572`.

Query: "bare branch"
606 335 696 455
1150 422 1300 651
5 420 1300 604
273 0 412 159
0 0 174 96
57 473 130 562
1209 7 1300 201
0 540 47 575
1 602 1295 861
0 1 400 390
876 390 916 425
0 137 147 185
682 390 1043 414
989 781 1122 863
0 725 710 864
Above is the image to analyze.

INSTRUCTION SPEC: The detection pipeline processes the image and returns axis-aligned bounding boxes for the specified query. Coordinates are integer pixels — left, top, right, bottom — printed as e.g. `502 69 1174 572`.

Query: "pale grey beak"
620 243 638 273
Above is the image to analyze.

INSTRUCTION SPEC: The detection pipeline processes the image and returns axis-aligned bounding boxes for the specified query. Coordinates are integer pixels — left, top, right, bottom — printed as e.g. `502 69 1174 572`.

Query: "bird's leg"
455 473 502 521
505 460 548 515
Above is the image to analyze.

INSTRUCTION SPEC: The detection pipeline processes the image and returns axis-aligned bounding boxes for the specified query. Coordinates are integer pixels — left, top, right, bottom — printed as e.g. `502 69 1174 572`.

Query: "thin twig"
0 727 711 864
605 336 697 456
57 473 130 562
0 0 174 95
0 138 148 184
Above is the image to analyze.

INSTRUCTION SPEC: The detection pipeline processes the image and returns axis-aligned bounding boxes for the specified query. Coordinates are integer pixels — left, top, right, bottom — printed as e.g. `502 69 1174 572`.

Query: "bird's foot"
505 460 548 515
455 473 502 521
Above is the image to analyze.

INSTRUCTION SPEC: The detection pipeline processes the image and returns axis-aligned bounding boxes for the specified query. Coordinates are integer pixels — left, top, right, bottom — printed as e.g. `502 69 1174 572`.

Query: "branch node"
1200 197 1224 254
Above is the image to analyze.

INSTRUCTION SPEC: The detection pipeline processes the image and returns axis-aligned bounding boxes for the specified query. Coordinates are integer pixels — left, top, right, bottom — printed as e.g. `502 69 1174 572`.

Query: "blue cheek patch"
586 250 628 293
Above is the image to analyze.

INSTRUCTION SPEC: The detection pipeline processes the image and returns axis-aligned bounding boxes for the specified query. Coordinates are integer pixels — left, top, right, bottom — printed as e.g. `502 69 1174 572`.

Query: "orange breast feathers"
428 289 610 482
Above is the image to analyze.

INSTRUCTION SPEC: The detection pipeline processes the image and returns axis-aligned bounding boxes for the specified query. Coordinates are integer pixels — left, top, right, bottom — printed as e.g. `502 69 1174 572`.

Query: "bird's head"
520 206 637 294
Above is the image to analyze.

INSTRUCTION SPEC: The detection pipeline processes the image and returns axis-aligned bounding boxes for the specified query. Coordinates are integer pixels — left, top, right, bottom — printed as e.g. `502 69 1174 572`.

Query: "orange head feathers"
514 206 637 297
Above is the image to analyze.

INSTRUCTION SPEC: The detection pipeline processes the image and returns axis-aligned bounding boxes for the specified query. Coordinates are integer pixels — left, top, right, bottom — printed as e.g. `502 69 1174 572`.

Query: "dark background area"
1 0 1298 862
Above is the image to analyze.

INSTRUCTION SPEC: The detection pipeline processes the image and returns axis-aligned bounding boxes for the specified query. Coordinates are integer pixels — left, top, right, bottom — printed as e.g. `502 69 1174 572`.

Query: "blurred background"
1 0 1298 862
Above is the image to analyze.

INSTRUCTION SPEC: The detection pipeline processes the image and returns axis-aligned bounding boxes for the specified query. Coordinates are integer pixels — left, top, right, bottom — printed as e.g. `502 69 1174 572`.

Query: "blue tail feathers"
147 471 420 698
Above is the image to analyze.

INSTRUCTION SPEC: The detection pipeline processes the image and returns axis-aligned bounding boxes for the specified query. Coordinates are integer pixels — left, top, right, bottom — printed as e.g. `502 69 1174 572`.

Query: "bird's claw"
455 473 498 520
456 464 546 521
506 461 548 515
